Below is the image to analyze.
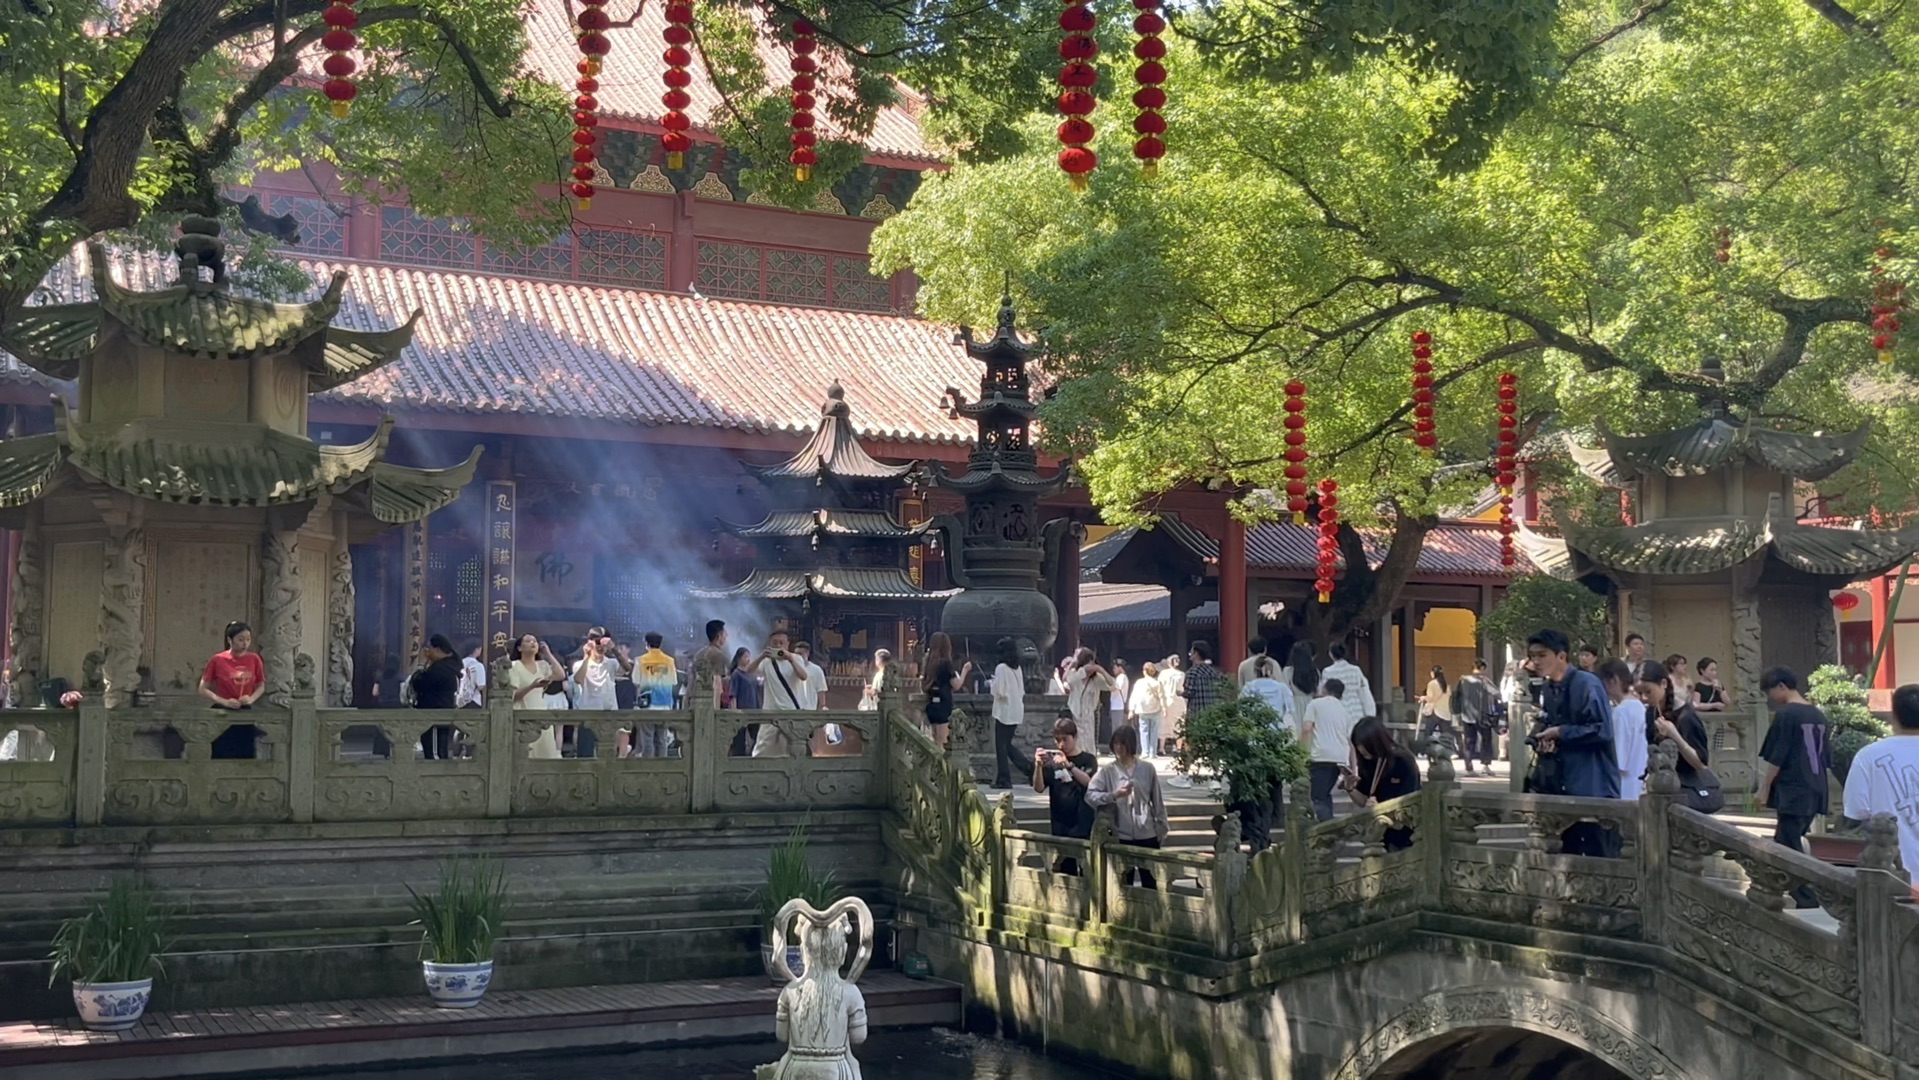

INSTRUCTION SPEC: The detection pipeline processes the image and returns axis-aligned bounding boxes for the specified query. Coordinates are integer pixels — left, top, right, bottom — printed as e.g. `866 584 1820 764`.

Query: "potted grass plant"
49 876 171 1031
408 857 508 1008
754 822 842 982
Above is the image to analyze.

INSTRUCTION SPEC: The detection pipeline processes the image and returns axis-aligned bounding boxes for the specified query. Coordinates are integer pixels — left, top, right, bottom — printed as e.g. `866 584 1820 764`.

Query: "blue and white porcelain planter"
761 942 806 983
422 960 493 1008
73 978 153 1031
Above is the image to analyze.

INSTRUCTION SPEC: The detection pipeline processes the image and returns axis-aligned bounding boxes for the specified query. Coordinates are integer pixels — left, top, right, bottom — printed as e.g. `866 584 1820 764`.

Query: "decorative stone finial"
996 292 1017 338
1647 739 1681 796
175 215 228 288
1861 811 1903 874
822 381 850 419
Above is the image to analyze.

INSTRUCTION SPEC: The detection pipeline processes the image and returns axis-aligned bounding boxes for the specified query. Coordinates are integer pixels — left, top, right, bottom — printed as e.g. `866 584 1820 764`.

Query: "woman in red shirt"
200 621 266 709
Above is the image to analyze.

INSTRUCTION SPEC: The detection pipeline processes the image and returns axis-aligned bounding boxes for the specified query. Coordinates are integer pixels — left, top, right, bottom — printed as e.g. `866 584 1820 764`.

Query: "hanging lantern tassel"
1496 372 1519 569
568 0 611 209
1057 1 1098 191
1133 0 1167 176
789 19 818 181
1410 330 1436 453
1871 247 1904 365
1315 478 1340 604
661 2 696 169
1283 380 1309 525
319 0 359 118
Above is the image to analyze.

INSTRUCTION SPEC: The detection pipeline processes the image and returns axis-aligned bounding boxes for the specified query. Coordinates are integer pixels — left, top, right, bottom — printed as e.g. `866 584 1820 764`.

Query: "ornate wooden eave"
717 507 930 541
689 566 958 602
1559 494 1919 584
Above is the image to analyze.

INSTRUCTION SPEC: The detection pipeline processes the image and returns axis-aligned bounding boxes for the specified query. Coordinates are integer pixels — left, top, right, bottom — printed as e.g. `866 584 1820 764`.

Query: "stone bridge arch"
1332 987 1692 1080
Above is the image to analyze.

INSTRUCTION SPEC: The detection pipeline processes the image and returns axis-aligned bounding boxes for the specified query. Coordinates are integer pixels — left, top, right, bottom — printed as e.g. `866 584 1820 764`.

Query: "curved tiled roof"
721 509 928 539
1079 582 1219 633
689 567 957 601
744 383 917 480
521 1 936 163
1593 417 1869 482
1080 516 1528 580
5 250 980 446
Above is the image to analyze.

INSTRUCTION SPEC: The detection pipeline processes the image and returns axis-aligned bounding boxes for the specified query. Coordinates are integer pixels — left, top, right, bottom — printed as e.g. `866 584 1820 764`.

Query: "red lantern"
1872 246 1904 365
1133 0 1166 175
1284 381 1308 523
1058 2 1098 190
1408 329 1439 453
567 0 611 209
318 0 359 118
1316 477 1340 603
1833 591 1862 612
788 19 819 181
661 2 695 169
1495 372 1519 569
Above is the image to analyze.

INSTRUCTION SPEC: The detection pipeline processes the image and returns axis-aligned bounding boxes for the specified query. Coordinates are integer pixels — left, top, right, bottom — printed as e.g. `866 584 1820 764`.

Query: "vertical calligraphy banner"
486 481 516 668
900 495 926 673
404 519 428 664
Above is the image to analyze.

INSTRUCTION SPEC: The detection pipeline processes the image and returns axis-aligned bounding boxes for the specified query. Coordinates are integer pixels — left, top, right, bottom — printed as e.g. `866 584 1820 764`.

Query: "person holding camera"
750 630 810 757
1033 713 1098 874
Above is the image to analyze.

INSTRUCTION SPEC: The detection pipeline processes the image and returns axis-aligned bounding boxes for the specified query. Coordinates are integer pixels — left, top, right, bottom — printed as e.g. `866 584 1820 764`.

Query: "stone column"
325 521 355 708
1053 529 1081 661
99 523 147 709
260 529 302 706
8 506 44 707
1730 596 1763 717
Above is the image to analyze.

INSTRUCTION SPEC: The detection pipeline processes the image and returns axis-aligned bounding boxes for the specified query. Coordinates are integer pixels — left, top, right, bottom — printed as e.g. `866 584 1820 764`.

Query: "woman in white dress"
503 634 564 759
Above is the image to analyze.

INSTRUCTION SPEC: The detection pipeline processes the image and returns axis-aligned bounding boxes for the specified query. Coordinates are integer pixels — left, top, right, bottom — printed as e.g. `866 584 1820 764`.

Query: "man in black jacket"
410 634 463 759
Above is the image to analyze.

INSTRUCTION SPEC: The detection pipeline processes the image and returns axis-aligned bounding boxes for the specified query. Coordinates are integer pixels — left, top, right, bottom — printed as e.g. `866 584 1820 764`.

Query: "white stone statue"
755 897 874 1080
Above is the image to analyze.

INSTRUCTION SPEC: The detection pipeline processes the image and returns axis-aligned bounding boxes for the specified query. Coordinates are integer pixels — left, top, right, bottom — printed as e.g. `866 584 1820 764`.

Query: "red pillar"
1220 516 1248 667
1872 572 1896 688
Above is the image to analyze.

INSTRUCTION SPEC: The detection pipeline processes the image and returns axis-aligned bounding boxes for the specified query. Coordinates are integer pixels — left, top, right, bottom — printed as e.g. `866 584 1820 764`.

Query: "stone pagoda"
696 384 955 689
0 218 479 708
931 295 1072 688
1547 368 1918 697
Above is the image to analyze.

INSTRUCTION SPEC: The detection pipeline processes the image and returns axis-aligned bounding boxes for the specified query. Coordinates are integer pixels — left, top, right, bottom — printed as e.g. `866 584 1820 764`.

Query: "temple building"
0 219 475 708
1529 382 1919 698
695 383 955 697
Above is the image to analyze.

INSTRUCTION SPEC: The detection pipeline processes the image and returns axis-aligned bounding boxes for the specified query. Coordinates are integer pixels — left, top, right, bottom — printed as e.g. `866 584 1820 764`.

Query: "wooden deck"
0 972 961 1080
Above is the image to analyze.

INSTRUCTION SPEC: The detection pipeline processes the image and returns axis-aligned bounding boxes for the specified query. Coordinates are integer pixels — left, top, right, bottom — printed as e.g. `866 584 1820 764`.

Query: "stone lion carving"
81 651 105 693
293 653 316 695
755 897 875 1080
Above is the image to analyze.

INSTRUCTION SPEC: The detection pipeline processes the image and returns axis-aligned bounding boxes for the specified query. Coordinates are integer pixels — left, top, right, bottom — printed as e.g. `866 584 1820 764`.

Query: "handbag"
1683 766 1726 814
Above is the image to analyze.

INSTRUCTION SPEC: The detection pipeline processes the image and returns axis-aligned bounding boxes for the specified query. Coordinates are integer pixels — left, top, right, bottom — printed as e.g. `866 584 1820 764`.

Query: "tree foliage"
1480 575 1612 656
873 0 1919 639
1172 697 1309 805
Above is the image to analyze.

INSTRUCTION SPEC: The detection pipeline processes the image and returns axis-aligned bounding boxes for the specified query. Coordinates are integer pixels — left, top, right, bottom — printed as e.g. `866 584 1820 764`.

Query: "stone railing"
0 675 901 828
885 721 1918 1068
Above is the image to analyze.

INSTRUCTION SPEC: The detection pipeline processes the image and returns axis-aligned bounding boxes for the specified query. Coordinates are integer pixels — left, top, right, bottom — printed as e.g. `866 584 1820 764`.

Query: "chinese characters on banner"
486 481 516 667
901 496 926 668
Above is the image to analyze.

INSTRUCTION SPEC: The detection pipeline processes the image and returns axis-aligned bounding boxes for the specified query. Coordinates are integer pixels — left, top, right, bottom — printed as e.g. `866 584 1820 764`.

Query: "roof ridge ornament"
175 215 228 291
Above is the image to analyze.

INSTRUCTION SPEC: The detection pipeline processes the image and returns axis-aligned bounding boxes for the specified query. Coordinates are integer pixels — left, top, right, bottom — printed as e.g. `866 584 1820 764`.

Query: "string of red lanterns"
568 0 612 209
661 2 695 169
1057 1 1098 191
1495 372 1519 569
1133 1 1167 175
1871 246 1903 366
788 19 819 181
1283 381 1309 525
1315 478 1340 603
1410 330 1436 452
319 0 359 118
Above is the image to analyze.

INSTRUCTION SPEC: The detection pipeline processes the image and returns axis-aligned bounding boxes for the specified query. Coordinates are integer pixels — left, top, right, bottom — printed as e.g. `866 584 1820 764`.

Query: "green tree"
1 0 1561 329
873 0 1919 645
1480 575 1612 657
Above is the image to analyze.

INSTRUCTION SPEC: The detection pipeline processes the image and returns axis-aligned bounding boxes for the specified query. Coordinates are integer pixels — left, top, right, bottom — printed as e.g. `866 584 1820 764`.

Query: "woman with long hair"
919 632 971 748
503 634 564 759
1085 724 1170 888
1064 647 1114 740
1663 654 1693 707
203 621 267 759
1128 660 1167 758
1420 664 1453 749
1279 641 1317 737
989 637 1027 788
727 647 762 710
1639 659 1713 801
1348 716 1421 851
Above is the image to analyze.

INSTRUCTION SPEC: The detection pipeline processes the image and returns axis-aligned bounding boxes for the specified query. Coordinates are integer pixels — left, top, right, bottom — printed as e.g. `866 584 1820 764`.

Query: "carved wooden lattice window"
481 235 573 279
765 249 829 305
380 207 477 268
697 241 763 299
426 551 484 642
831 256 892 312
578 228 668 288
269 195 348 256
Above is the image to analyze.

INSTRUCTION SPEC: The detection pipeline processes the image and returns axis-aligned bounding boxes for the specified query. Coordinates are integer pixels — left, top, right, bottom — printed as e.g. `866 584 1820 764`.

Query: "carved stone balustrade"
0 678 897 828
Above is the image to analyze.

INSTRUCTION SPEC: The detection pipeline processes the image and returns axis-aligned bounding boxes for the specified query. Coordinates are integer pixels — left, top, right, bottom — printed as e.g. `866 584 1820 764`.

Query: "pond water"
247 1029 1119 1079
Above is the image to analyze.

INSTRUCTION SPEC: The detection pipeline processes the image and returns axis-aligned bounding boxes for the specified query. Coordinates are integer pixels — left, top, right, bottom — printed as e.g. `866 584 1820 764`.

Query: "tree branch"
1745 293 1869 399
1562 0 1675 69
1801 0 1870 34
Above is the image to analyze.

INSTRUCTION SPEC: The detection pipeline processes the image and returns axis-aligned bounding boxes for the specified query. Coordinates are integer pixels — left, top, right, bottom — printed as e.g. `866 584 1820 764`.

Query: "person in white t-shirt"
1599 659 1648 800
1109 659 1131 732
792 640 830 711
1301 679 1356 822
1843 682 1919 893
750 630 811 757
1064 648 1115 739
456 643 488 709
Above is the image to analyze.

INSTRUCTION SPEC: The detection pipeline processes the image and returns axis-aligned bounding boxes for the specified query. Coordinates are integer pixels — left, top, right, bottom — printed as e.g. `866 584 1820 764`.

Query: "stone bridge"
887 714 1919 1080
